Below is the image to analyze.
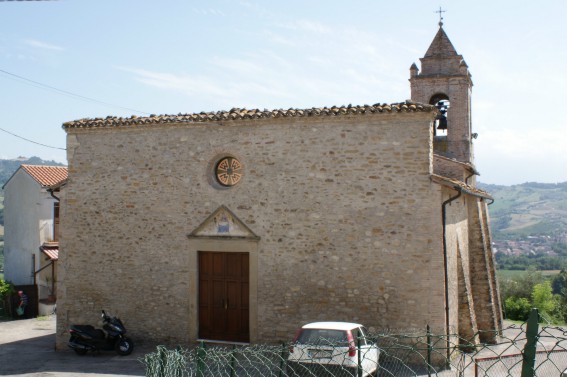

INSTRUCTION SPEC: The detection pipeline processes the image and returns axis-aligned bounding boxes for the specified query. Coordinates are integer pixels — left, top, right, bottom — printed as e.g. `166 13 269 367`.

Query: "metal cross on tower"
436 6 446 27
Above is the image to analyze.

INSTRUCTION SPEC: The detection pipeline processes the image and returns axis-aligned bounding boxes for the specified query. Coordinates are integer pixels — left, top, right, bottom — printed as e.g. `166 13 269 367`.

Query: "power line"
0 68 151 115
0 126 66 150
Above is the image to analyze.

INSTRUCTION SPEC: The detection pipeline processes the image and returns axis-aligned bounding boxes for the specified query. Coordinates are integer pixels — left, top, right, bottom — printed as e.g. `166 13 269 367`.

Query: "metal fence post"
229 344 236 377
278 342 286 377
357 336 362 377
197 341 206 377
521 308 539 377
427 324 432 377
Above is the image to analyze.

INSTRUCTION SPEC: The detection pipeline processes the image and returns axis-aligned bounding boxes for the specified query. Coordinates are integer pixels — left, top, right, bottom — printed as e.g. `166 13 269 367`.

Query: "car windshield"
296 329 349 346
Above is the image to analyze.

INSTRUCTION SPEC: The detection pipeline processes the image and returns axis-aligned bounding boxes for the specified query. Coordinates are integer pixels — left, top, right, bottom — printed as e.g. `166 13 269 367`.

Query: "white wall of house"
3 169 56 285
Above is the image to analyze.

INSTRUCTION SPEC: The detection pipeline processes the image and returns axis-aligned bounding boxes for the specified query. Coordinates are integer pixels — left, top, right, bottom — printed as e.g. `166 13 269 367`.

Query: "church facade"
55 24 502 349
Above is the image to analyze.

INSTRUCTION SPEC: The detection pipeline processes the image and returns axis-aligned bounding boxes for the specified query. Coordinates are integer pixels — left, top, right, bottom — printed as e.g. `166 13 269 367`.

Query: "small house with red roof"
2 164 67 315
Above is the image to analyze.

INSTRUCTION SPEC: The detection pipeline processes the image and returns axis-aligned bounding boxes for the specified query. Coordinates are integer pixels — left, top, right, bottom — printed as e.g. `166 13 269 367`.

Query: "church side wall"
57 112 445 348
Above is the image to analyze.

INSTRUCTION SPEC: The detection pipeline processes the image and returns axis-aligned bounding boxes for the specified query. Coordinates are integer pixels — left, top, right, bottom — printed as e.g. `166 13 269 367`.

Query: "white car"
287 321 380 377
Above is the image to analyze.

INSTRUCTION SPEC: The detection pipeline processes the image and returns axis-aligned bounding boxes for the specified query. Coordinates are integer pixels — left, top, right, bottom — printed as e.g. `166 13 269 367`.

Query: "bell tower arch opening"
430 93 450 137
409 23 474 164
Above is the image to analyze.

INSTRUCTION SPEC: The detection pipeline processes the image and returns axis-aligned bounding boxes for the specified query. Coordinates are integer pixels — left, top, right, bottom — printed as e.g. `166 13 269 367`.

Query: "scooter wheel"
74 348 88 356
115 338 134 356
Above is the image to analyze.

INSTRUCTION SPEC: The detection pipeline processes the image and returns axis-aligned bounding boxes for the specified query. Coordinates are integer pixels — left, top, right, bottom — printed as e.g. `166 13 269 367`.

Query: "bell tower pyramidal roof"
424 25 458 58
415 23 471 77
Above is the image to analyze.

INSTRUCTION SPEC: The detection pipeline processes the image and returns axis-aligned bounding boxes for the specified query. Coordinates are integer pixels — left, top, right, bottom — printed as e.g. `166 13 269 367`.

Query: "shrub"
0 278 14 299
532 281 556 316
504 296 532 321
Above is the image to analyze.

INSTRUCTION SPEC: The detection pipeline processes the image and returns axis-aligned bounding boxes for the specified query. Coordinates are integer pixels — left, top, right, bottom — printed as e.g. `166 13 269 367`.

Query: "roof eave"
62 100 437 130
431 174 493 200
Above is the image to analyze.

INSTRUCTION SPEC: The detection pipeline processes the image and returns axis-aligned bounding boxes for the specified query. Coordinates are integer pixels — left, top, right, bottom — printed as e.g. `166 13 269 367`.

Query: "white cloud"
482 128 567 160
475 127 567 184
115 19 430 113
264 31 296 47
117 65 293 109
24 39 64 51
277 19 332 34
118 67 226 97
192 8 225 16
210 56 267 76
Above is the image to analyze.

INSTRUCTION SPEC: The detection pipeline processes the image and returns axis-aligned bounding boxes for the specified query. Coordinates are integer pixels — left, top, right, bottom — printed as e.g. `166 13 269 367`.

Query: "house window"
53 202 60 242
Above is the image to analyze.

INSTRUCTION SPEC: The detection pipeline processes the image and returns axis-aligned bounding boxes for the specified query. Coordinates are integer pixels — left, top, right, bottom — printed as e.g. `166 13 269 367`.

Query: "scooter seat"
71 325 105 339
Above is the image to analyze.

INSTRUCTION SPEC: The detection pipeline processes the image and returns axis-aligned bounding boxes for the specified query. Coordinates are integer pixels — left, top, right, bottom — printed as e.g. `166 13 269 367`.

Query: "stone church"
55 23 502 349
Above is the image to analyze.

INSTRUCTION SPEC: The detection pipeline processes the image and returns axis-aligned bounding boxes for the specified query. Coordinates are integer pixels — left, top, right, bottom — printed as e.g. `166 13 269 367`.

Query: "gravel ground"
0 315 149 377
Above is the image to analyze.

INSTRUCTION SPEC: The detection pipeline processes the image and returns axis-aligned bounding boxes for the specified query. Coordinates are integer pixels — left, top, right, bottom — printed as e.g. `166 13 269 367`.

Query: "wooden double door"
198 251 249 342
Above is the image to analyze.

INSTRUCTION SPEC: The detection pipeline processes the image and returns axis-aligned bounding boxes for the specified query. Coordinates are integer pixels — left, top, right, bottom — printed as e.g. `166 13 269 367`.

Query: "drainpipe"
442 189 461 361
44 188 60 298
47 188 60 202
465 171 475 185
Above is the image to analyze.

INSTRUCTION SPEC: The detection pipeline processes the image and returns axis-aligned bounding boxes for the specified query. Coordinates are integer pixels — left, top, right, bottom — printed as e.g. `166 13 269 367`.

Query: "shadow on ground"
0 318 147 376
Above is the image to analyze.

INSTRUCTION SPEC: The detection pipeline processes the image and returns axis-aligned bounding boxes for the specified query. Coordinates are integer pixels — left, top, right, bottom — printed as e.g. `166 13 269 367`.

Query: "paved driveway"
0 315 148 376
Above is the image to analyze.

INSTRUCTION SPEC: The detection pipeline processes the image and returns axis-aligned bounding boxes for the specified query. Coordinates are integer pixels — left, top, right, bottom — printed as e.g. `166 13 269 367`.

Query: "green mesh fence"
142 309 567 377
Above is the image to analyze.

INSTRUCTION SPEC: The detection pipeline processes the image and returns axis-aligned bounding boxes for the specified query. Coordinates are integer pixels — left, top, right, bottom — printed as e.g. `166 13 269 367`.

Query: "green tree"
552 270 567 294
499 268 545 301
551 294 567 324
0 278 14 300
532 281 555 316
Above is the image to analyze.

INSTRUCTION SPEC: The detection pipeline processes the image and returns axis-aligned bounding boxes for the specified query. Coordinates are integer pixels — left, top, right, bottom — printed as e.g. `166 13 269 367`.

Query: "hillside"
479 182 567 240
478 181 567 270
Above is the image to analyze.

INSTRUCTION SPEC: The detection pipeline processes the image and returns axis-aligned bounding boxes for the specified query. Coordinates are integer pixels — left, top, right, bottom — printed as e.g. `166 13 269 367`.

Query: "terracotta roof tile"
40 243 59 261
21 165 68 187
62 101 436 129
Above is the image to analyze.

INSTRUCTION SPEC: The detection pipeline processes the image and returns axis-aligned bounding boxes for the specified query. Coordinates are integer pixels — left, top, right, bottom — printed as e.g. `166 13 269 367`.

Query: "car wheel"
115 338 134 356
73 348 88 356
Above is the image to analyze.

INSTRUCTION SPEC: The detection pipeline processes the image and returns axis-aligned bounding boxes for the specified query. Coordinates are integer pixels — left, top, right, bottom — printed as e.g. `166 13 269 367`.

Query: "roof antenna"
436 6 446 27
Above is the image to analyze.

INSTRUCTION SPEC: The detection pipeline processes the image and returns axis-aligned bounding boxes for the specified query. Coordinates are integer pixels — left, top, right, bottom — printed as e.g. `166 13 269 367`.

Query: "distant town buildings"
493 233 567 257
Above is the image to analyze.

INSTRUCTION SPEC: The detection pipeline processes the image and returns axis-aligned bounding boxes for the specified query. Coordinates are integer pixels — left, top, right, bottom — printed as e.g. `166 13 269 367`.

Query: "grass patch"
497 269 560 280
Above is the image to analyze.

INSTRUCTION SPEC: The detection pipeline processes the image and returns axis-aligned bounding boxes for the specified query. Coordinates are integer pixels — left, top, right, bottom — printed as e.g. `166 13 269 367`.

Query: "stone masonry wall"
442 191 469 338
56 111 447 349
469 199 503 341
433 155 472 182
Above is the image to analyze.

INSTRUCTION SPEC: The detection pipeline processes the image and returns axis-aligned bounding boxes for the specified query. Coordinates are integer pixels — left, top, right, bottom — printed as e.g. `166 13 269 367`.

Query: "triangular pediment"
189 205 259 239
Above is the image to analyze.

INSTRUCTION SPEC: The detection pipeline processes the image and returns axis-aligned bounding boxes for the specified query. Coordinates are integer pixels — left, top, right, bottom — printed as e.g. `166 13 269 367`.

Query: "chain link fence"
142 309 567 377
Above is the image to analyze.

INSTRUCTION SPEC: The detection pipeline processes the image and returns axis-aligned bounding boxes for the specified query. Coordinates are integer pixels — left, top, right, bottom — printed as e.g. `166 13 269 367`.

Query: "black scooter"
68 310 134 356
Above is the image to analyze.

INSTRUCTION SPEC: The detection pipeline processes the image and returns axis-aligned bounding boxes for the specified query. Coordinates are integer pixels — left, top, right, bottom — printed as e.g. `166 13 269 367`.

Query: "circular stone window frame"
209 154 244 189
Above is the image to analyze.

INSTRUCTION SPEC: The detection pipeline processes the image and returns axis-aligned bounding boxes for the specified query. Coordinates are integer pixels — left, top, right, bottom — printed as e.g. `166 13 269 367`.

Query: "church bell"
436 114 448 130
435 101 448 130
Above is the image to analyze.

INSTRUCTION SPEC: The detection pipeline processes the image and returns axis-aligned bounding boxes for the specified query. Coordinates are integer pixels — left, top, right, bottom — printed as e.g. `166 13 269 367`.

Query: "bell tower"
410 21 474 163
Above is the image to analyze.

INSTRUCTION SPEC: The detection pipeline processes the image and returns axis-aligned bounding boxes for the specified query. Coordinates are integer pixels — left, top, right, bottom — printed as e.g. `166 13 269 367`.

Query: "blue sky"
0 1 565 185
